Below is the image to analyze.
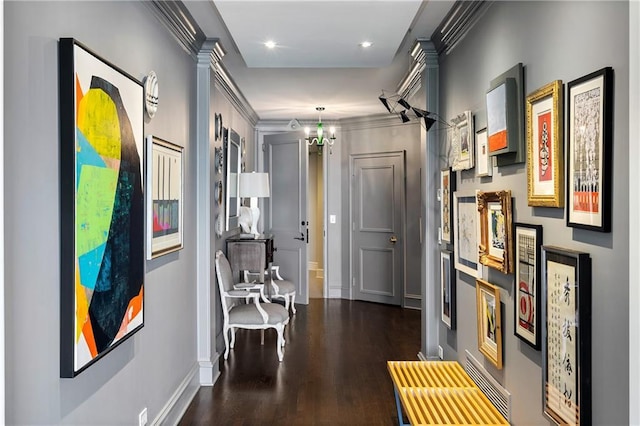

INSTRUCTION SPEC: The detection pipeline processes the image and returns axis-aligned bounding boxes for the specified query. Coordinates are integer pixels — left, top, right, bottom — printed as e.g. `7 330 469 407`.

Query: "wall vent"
464 350 511 422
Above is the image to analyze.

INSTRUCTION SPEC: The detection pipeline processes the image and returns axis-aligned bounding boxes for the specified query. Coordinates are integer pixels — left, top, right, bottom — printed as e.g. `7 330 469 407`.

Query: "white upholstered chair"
215 250 289 361
244 265 297 315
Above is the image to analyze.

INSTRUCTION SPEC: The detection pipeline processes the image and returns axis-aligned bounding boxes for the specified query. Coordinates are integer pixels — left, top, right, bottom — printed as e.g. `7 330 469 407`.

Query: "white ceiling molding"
147 0 259 126
145 1 206 58
396 37 430 100
432 0 493 55
339 113 419 132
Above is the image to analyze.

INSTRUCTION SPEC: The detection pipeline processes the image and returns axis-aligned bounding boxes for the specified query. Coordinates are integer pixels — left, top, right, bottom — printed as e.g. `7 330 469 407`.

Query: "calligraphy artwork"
542 246 591 426
566 67 613 231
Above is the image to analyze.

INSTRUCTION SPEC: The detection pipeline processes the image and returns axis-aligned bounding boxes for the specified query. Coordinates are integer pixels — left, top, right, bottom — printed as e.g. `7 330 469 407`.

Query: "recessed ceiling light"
360 41 373 48
265 40 277 49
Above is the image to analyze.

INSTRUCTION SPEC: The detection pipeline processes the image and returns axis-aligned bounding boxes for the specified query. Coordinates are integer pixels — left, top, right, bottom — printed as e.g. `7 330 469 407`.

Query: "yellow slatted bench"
387 361 509 425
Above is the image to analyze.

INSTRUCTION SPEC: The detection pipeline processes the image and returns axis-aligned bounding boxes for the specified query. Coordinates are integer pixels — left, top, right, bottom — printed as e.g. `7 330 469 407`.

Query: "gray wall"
437 1 629 424
4 1 200 423
340 117 422 307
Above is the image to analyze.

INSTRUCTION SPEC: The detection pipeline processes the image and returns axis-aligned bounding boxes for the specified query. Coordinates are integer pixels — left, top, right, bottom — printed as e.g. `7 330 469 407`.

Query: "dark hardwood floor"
179 299 421 425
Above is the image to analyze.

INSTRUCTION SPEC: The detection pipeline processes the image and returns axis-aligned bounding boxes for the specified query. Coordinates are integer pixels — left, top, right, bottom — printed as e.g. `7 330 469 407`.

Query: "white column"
629 2 640 423
196 38 224 386
418 40 440 360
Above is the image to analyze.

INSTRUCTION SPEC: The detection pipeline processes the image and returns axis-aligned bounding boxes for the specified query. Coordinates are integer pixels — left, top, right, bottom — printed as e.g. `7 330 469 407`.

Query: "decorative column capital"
198 38 225 67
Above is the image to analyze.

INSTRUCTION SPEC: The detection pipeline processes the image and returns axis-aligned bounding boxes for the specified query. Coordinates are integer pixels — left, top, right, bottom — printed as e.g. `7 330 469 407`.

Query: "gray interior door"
264 132 309 305
351 152 405 305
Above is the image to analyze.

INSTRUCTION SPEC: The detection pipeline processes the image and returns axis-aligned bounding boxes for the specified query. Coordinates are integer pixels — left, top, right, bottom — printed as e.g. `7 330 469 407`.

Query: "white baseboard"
152 362 201 426
328 287 342 298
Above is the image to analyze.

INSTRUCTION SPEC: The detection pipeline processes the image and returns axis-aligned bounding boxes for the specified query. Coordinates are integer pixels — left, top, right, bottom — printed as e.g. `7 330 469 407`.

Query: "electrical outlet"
138 408 148 426
438 345 444 360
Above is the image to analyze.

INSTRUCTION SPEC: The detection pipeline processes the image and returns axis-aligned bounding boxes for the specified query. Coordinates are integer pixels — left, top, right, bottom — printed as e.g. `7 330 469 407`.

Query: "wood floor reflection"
179 299 421 425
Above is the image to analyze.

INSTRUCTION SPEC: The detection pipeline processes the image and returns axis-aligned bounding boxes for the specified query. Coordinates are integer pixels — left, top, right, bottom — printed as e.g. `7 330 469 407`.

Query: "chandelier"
305 107 336 155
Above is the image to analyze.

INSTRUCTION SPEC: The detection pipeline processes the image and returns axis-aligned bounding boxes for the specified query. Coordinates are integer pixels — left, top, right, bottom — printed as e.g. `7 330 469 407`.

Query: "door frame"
348 150 406 303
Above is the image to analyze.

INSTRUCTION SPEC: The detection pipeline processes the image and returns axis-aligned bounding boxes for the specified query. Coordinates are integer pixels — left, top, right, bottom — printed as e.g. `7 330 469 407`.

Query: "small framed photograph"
440 250 456 329
146 135 184 259
475 127 493 177
451 110 474 171
542 246 591 426
477 190 513 274
453 191 481 278
566 67 613 232
514 223 543 349
527 80 564 207
476 279 502 369
440 168 456 244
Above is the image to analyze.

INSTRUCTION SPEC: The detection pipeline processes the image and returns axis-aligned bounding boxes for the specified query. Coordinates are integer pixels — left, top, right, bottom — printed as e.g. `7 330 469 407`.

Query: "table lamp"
238 172 270 236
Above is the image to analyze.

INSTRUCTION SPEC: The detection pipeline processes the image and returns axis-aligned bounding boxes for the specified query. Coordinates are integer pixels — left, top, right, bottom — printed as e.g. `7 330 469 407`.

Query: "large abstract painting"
59 39 144 377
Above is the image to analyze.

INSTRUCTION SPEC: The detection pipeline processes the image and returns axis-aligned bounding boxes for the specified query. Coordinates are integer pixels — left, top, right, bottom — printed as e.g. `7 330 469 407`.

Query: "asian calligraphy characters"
546 259 578 425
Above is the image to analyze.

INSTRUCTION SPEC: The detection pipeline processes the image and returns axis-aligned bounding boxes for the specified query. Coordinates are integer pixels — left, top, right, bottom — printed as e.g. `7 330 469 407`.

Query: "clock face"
144 71 159 118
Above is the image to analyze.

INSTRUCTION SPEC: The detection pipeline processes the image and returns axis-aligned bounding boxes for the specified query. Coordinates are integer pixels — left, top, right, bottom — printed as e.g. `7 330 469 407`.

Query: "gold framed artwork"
476 279 502 369
526 80 564 207
477 190 513 274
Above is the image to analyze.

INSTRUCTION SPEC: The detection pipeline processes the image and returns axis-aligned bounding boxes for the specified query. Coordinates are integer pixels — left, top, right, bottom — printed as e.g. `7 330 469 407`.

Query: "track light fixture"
378 90 451 131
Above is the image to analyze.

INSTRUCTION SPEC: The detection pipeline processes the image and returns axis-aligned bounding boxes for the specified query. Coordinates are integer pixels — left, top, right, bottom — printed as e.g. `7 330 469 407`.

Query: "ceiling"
186 0 456 121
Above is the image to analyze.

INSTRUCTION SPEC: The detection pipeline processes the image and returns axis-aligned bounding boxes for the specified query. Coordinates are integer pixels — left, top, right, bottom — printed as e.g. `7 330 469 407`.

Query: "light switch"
329 215 337 224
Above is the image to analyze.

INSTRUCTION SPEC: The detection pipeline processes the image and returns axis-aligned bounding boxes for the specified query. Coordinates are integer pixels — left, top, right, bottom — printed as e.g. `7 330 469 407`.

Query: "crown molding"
147 1 259 126
432 0 493 55
146 1 205 58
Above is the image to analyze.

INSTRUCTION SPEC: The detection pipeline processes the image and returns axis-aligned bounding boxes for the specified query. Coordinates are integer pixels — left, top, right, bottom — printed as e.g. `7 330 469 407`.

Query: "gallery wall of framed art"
433 2 629 425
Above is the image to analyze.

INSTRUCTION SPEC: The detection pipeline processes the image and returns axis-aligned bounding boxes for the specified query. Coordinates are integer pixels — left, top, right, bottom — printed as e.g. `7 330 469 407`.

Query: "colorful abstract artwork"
146 135 184 258
59 39 144 377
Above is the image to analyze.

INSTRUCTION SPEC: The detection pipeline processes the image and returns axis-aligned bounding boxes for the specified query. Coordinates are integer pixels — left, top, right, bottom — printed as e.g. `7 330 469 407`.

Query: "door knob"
389 236 398 244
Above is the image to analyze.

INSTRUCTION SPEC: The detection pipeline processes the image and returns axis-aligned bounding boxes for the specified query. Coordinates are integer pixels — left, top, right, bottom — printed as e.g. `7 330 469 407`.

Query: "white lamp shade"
239 172 270 198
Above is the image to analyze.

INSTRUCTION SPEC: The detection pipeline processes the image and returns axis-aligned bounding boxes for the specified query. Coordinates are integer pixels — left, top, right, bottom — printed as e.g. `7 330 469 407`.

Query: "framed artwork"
527 80 564 207
453 191 481 278
440 250 456 329
476 279 502 369
475 127 493 177
514 223 543 349
566 67 613 232
486 63 525 166
477 190 513 274
451 110 474 171
541 246 591 426
440 168 456 244
146 136 184 259
58 38 144 377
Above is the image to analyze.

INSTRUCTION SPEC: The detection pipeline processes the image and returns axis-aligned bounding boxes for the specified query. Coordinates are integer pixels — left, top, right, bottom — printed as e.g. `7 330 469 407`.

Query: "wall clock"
143 70 159 119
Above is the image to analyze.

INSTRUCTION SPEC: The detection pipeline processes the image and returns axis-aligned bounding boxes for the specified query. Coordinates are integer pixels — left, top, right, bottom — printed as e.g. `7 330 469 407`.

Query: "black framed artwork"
514 223 543 350
59 38 145 377
541 246 591 426
566 67 613 232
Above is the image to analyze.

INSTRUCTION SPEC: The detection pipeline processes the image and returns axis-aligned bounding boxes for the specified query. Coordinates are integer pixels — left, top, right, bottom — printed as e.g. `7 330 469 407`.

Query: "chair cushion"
273 279 296 294
229 302 289 325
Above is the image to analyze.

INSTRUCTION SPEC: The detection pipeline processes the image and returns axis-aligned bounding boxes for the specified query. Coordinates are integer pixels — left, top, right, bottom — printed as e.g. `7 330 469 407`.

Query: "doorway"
308 145 324 298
